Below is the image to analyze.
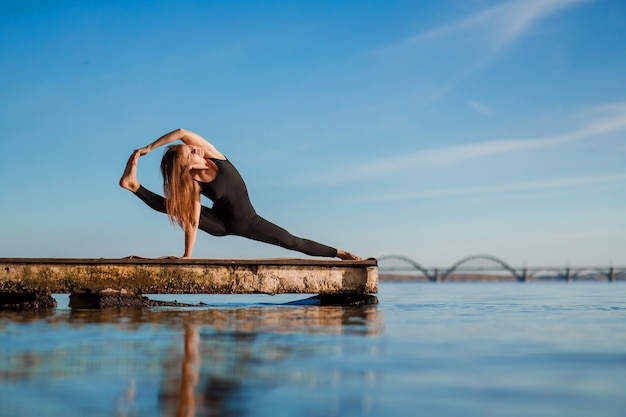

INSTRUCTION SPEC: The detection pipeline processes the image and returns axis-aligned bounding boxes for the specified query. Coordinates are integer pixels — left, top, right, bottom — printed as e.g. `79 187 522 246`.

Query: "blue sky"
1 0 625 267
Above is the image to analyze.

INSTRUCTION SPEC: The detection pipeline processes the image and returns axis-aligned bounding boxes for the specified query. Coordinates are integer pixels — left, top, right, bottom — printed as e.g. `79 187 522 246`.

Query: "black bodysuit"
134 157 337 257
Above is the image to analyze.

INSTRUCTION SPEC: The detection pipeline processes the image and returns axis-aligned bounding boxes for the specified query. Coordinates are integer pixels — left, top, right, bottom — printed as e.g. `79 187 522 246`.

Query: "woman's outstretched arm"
137 128 224 159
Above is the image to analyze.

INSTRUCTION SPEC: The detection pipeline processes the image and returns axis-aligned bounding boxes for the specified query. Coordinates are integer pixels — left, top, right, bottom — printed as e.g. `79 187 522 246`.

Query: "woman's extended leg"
236 215 360 259
240 215 337 257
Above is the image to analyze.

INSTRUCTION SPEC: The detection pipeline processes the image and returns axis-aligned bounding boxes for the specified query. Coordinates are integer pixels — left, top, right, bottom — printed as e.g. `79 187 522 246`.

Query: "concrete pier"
0 257 378 309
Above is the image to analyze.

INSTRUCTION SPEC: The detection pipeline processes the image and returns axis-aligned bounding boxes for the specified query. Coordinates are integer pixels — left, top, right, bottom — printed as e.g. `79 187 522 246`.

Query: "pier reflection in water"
157 306 382 417
0 299 383 416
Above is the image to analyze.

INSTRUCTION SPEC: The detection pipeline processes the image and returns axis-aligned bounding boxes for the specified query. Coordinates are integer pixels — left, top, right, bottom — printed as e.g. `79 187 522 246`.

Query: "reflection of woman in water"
159 325 200 417
120 128 361 260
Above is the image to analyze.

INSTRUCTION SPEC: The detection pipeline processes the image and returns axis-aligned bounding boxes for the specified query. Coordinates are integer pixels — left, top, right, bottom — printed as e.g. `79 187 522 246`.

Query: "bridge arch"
443 254 519 280
377 255 430 278
527 269 562 281
572 268 611 281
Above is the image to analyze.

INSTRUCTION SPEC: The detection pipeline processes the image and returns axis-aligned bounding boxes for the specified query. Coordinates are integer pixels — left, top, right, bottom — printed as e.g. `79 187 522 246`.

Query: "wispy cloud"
345 102 626 180
467 100 493 114
351 173 626 203
379 0 594 101
405 0 593 51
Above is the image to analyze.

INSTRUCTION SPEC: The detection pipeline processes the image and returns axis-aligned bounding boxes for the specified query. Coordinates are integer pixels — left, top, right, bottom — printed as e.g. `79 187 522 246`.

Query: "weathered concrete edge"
0 257 376 267
0 258 378 295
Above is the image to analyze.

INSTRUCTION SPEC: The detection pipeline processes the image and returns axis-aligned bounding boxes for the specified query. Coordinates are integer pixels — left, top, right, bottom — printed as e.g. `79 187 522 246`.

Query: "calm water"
1 282 625 417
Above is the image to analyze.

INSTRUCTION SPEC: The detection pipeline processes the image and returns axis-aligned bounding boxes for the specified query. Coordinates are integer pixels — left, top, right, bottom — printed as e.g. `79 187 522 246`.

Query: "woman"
119 128 361 260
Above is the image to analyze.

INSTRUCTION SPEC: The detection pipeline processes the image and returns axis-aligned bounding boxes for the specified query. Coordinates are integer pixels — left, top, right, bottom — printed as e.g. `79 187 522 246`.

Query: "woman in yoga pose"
119 128 361 260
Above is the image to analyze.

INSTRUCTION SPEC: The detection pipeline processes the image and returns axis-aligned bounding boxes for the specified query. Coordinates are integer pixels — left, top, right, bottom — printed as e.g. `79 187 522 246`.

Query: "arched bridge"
378 254 625 282
377 255 430 277
443 255 518 280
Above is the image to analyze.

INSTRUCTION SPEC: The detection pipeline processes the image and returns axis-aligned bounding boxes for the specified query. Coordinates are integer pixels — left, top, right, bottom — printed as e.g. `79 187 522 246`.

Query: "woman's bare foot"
119 151 140 192
337 249 362 261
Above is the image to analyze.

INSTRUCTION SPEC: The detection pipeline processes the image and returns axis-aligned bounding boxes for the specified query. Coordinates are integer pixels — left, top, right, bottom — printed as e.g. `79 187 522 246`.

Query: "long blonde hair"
160 145 199 231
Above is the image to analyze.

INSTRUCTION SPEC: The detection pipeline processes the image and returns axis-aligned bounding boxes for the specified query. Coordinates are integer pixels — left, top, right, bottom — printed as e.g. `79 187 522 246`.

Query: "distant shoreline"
379 273 624 282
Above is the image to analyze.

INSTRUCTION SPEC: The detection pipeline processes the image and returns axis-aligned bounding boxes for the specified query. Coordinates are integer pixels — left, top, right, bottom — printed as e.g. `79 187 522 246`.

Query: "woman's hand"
135 146 151 156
